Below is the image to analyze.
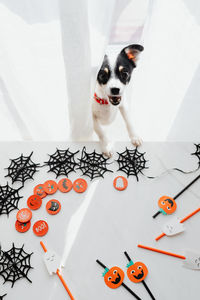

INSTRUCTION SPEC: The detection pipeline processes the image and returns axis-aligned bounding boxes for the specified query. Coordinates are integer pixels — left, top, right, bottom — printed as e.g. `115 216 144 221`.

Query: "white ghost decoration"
162 217 185 236
183 250 200 270
43 250 64 275
116 177 124 189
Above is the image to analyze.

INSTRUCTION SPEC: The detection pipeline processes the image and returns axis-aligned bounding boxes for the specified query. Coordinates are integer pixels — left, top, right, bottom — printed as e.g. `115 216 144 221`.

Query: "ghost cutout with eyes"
44 249 64 275
162 217 185 236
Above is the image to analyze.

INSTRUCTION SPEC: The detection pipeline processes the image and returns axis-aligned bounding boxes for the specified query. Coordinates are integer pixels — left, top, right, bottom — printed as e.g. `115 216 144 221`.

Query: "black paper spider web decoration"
44 148 79 178
192 143 200 168
0 294 6 300
76 147 113 180
5 152 40 185
0 244 33 288
0 184 23 217
116 147 148 181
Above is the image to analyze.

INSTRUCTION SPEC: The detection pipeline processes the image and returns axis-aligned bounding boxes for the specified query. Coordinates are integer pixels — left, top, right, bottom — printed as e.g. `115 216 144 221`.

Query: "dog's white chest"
92 101 118 125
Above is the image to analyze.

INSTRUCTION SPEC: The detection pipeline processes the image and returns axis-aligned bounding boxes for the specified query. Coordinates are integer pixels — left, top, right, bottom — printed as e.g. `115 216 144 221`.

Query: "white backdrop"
0 0 199 142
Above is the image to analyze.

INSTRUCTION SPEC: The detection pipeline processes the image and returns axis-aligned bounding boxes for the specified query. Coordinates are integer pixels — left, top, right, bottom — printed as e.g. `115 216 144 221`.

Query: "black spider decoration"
0 184 23 217
5 152 40 185
192 143 200 167
76 147 113 180
116 147 148 181
44 148 79 178
0 244 33 288
0 294 7 300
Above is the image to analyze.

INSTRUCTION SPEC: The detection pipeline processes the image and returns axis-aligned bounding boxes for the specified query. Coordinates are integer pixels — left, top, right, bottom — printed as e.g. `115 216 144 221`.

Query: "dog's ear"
122 44 144 64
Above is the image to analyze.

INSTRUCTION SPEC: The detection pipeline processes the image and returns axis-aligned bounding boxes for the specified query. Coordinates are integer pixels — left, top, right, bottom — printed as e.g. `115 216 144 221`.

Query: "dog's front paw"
101 142 114 158
131 136 143 147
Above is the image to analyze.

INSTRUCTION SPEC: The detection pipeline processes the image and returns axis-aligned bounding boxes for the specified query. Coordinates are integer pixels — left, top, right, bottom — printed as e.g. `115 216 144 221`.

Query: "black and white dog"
92 44 144 157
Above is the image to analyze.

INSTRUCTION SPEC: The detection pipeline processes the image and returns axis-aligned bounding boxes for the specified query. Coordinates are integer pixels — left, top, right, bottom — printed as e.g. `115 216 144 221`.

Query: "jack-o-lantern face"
158 196 177 215
127 261 148 283
104 266 124 289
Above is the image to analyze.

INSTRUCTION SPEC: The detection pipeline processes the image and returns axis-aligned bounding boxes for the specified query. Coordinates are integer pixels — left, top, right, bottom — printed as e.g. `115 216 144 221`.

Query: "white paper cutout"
183 250 200 270
43 250 64 275
116 177 124 189
162 217 185 236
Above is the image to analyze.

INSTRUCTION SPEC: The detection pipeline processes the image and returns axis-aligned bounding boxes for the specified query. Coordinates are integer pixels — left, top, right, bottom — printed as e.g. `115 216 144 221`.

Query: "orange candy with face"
158 196 177 215
127 261 148 283
104 266 124 289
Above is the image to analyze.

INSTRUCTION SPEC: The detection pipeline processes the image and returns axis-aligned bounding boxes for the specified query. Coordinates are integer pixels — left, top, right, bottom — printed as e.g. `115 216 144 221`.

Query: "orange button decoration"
15 220 31 233
127 261 148 283
27 194 42 210
104 266 125 289
73 178 87 193
17 208 32 223
43 180 58 195
58 178 73 193
113 176 128 191
34 184 47 199
46 199 61 215
33 220 49 237
158 196 177 215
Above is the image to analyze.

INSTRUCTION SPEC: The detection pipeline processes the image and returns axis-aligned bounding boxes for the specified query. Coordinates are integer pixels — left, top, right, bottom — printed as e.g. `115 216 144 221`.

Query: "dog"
92 44 144 157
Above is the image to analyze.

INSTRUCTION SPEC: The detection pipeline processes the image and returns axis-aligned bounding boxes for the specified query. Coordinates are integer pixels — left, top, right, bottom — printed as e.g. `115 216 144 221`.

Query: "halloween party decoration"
58 178 73 193
113 176 128 191
0 183 23 217
44 148 79 178
96 259 141 300
5 152 40 185
77 147 113 180
0 294 7 300
15 220 31 233
27 194 42 210
46 199 61 215
138 244 200 270
33 220 49 237
157 196 177 215
0 244 33 287
33 184 47 198
40 241 74 300
73 178 87 193
124 251 155 300
43 180 58 195
192 143 200 168
16 208 32 223
153 173 200 218
116 147 148 181
155 208 200 241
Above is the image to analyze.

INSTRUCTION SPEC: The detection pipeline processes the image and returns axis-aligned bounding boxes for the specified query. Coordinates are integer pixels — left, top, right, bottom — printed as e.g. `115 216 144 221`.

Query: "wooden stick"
155 207 200 241
40 241 75 300
138 244 186 260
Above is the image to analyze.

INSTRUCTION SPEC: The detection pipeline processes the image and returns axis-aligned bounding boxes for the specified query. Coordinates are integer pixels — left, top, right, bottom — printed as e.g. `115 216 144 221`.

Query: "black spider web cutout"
5 152 40 185
0 244 33 288
76 147 113 180
116 147 148 181
192 143 200 168
0 294 7 300
0 184 23 217
44 148 79 178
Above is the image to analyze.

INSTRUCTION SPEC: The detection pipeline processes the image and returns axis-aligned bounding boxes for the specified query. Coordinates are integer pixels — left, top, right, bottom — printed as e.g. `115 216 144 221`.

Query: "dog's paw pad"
131 136 143 147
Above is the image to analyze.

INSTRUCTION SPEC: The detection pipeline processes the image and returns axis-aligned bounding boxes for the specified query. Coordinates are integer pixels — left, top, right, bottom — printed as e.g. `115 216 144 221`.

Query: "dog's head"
97 44 144 106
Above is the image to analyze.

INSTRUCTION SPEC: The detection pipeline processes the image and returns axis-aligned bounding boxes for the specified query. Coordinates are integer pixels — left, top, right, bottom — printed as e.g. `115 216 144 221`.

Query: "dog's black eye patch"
97 69 110 85
115 53 135 84
97 55 111 85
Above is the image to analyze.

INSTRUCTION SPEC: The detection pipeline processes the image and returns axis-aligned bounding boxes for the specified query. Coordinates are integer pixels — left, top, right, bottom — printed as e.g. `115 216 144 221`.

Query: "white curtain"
0 0 199 141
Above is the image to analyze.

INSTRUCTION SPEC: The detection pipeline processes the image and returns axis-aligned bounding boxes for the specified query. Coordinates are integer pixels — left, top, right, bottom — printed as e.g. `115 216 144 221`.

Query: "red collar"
94 93 109 105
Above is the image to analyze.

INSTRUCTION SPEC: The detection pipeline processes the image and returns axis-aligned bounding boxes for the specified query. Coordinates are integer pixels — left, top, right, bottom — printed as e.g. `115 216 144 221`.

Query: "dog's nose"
110 88 120 95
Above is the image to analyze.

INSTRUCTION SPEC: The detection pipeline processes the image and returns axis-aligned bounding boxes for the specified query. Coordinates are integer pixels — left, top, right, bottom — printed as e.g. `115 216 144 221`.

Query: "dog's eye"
121 70 129 80
98 70 108 82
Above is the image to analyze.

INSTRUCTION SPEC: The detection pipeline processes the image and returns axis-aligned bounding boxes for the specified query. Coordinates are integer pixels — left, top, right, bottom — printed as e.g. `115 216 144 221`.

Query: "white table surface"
0 142 200 300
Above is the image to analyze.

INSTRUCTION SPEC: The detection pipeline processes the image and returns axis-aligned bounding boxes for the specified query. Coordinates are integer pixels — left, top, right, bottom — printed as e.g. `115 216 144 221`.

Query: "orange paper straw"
155 207 200 241
40 241 75 300
138 244 186 260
